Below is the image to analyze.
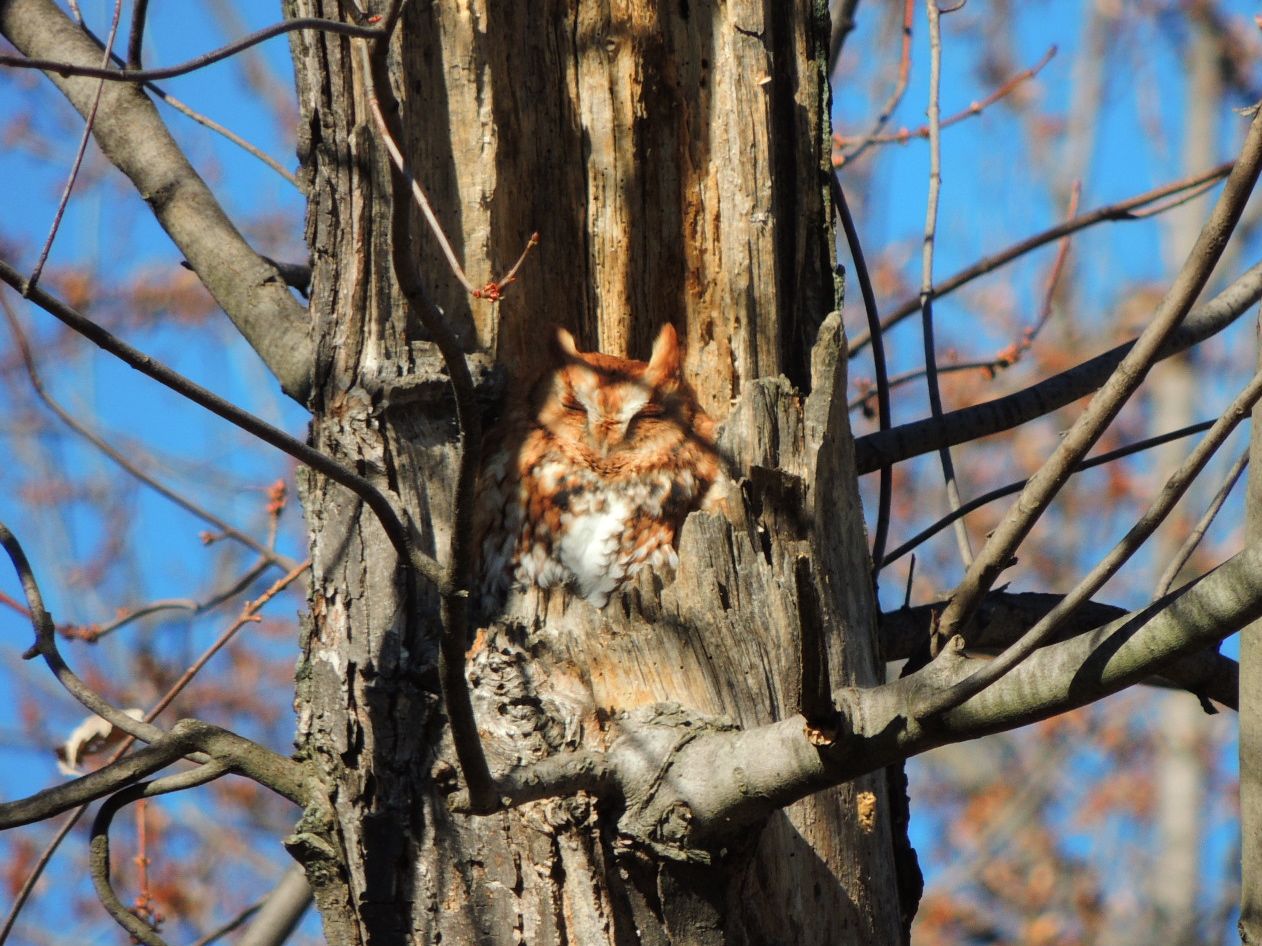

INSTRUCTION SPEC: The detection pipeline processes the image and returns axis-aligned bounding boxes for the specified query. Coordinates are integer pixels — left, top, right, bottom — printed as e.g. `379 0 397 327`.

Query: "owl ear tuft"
554 327 581 360
646 324 681 385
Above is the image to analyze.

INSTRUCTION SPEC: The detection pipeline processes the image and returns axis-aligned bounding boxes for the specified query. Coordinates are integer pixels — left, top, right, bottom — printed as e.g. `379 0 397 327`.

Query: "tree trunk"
284 2 903 943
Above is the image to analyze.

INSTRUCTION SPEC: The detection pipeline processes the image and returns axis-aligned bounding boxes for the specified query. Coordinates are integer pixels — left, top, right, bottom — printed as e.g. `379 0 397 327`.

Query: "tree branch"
854 259 1262 473
0 294 298 572
847 161 1234 356
0 519 171 747
89 762 231 946
832 175 892 573
0 734 199 829
0 11 386 82
880 591 1239 709
0 0 314 401
919 0 973 570
233 866 312 946
929 105 1262 655
0 264 444 590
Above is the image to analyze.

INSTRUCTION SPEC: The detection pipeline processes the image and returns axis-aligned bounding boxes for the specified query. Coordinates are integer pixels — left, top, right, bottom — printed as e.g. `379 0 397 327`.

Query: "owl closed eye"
475 324 718 614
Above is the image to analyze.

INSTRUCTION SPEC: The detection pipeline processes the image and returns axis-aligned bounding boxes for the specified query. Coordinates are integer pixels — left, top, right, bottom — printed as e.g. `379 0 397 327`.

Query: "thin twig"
0 810 78 944
151 87 297 185
61 556 272 642
90 763 230 946
365 84 538 299
131 799 159 932
855 179 1081 416
0 562 309 939
188 901 263 946
1130 176 1225 219
363 90 474 293
915 364 1262 717
835 45 1056 161
1155 449 1249 597
854 260 1262 473
847 161 1234 355
920 0 973 572
829 0 863 70
141 560 309 724
881 420 1215 566
1031 180 1081 339
0 520 172 747
125 0 149 68
358 29 495 812
0 295 297 571
0 15 389 83
922 102 1262 671
0 263 444 590
836 0 913 169
69 16 298 187
833 174 893 575
25 0 124 292
850 359 1031 412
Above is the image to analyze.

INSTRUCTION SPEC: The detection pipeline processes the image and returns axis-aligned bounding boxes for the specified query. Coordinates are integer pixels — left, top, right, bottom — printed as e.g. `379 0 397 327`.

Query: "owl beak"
592 422 623 457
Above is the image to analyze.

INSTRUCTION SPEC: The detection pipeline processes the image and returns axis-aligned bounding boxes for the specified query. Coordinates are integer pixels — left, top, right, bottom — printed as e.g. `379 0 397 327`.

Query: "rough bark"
285 1 901 943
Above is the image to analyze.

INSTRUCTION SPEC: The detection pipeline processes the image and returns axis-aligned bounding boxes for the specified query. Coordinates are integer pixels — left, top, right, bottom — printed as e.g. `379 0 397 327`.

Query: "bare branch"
0 519 171 746
920 364 1262 716
920 0 973 570
68 15 299 186
847 161 1234 355
0 264 444 590
0 734 200 829
880 592 1239 709
0 811 78 944
64 557 273 642
2 524 306 802
854 259 1262 473
834 0 913 169
0 0 314 400
26 0 123 291
90 763 231 946
928 105 1262 657
1156 449 1248 597
882 420 1215 565
0 12 387 82
832 174 891 573
140 561 310 724
0 294 298 572
124 0 148 67
835 45 1056 162
233 866 312 946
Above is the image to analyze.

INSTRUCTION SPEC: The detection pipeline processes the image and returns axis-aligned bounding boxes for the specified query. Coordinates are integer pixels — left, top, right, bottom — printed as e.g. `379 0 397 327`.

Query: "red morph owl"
475 324 719 613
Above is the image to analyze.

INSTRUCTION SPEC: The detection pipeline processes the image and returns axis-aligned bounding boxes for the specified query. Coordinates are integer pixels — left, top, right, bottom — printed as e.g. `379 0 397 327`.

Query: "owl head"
535 324 706 462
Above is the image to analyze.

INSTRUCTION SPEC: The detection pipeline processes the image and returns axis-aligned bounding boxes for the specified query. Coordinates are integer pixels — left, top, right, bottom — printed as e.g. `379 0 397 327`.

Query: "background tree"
0 2 1260 945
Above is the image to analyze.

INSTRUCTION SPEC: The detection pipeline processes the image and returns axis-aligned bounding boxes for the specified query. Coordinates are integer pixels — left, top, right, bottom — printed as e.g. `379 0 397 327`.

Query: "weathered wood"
284 1 903 942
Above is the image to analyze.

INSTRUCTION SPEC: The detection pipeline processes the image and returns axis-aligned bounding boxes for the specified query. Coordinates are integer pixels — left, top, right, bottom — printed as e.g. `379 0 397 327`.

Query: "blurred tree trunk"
1146 18 1220 946
282 1 904 944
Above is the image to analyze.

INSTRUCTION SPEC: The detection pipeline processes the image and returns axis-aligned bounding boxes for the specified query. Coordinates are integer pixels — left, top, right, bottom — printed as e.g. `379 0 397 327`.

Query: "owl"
475 324 719 614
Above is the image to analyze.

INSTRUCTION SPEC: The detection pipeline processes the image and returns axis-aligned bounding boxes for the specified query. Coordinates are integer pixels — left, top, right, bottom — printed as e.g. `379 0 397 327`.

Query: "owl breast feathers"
475 324 718 612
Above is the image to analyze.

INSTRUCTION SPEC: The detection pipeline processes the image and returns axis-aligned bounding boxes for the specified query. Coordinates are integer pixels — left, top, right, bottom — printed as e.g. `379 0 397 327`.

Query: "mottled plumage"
476 324 718 613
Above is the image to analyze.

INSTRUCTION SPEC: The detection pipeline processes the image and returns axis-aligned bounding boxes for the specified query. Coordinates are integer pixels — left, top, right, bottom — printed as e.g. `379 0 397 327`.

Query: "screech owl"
475 324 719 614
